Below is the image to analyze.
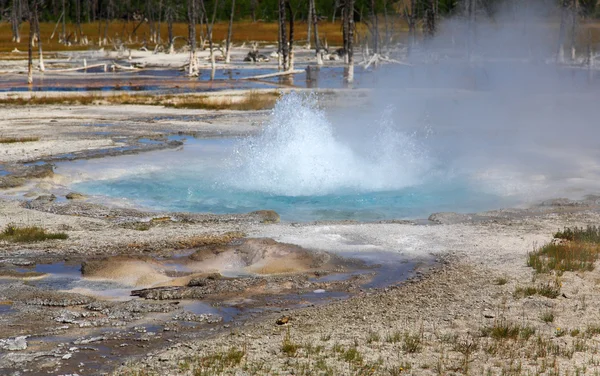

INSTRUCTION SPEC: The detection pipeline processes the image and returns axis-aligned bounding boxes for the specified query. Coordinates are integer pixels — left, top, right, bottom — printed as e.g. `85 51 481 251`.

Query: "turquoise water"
63 94 516 221
72 166 502 221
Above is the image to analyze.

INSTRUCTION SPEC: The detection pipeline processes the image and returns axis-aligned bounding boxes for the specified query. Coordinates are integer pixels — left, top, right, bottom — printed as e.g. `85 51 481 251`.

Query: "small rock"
66 192 86 200
62 353 73 360
276 315 290 325
1 336 28 351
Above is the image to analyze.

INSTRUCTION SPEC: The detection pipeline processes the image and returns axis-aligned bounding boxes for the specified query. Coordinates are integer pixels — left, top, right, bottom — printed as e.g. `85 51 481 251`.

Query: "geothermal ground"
2 47 600 376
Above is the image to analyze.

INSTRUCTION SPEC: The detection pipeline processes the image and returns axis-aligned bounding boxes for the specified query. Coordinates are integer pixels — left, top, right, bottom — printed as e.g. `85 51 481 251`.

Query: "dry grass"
528 227 600 275
165 91 280 110
0 91 280 110
0 136 40 143
0 224 68 243
0 20 362 55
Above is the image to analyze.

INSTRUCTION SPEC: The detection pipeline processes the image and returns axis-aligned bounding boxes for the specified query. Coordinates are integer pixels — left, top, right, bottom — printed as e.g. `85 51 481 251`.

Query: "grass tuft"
540 311 555 323
0 224 68 243
514 281 561 299
554 226 600 243
0 136 40 144
481 319 521 340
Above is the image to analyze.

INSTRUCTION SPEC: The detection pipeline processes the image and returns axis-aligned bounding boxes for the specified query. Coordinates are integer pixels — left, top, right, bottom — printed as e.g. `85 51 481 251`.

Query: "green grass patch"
0 224 68 243
555 226 600 243
540 311 555 323
528 242 598 274
481 320 521 340
281 328 299 357
514 281 561 299
193 346 245 374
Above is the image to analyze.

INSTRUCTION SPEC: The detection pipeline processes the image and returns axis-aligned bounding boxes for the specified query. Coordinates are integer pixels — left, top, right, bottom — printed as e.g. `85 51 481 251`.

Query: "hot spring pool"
56 93 532 221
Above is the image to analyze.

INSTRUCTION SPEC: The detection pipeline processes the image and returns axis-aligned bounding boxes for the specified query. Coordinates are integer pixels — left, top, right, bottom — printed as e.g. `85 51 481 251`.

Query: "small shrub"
402 333 423 353
367 331 381 344
341 347 363 363
481 320 520 340
494 276 509 285
540 311 555 323
0 224 68 243
514 281 561 299
281 328 299 357
555 226 600 243
528 241 599 274
520 326 536 340
385 331 402 344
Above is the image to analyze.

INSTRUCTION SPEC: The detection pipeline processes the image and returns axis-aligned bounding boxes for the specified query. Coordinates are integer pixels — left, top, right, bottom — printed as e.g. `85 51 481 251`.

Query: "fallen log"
240 69 304 80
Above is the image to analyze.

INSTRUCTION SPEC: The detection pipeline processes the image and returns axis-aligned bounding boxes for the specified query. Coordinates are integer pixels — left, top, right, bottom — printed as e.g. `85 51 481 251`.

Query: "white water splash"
228 93 431 196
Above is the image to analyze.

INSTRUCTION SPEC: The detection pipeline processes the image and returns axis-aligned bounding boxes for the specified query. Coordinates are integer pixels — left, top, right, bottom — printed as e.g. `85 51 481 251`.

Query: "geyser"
62 91 514 221
227 93 431 196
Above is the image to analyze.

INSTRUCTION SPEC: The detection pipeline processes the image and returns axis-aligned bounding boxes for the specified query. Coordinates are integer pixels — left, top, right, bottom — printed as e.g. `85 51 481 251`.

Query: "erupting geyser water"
227 93 430 196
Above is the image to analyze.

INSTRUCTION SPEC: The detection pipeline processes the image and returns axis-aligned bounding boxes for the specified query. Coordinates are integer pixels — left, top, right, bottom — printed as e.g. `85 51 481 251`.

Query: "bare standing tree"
342 0 349 63
28 0 39 84
424 0 436 39
278 0 288 70
61 0 66 43
225 0 235 63
306 0 312 48
345 0 355 83
75 0 82 43
557 0 569 63
35 1 44 71
11 0 21 43
570 0 579 61
200 0 220 79
165 1 175 53
310 0 322 65
286 0 294 71
369 0 379 54
405 0 416 55
188 0 199 76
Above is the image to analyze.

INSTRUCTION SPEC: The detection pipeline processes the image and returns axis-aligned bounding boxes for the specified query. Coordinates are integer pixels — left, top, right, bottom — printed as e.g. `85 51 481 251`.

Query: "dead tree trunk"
557 0 569 63
250 0 257 22
61 0 66 43
424 0 436 39
200 0 219 79
11 0 21 43
311 0 322 65
307 0 312 49
225 0 235 63
166 5 174 53
370 0 379 54
34 4 44 71
157 0 162 45
332 0 339 22
28 0 37 84
286 0 294 71
278 0 288 70
342 0 349 64
570 0 579 61
345 0 355 83
188 0 198 76
75 0 82 43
